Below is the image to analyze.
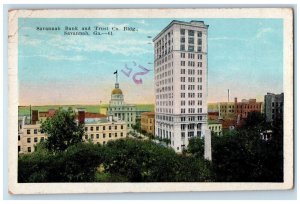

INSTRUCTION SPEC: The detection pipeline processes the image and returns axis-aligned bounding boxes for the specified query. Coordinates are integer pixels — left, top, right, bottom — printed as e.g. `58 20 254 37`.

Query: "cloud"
19 36 42 46
255 27 273 39
20 54 86 61
209 36 247 41
132 20 148 25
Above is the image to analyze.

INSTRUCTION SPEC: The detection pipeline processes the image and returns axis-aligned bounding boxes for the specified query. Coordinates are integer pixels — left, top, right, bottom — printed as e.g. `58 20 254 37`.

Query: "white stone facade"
153 20 209 152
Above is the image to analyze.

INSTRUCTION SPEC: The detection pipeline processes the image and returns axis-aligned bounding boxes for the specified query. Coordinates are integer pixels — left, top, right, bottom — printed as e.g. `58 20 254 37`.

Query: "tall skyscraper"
153 20 209 152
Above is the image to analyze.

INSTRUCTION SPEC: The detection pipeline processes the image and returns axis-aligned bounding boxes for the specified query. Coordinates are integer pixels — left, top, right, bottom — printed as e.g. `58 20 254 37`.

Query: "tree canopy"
40 108 84 152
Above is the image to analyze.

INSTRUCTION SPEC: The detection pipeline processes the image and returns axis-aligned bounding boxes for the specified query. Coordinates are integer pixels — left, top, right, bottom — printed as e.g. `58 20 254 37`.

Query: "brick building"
141 112 155 135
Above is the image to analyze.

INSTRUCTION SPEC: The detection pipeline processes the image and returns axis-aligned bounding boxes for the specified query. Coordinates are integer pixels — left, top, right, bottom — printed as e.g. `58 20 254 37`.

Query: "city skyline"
19 18 283 105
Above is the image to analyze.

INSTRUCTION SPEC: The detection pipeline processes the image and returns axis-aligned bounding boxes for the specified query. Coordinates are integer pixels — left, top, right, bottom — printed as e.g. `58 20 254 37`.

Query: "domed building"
106 73 137 129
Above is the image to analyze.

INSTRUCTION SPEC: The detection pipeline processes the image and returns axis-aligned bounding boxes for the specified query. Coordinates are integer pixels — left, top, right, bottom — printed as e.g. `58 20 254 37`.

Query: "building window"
103 126 106 130
85 135 88 140
85 127 88 131
28 147 31 153
34 137 38 142
103 141 106 145
180 29 185 35
34 129 37 134
27 129 30 134
27 138 31 143
197 46 202 52
103 134 106 138
180 44 185 51
181 53 185 58
96 134 99 139
188 46 194 52
91 134 94 139
121 125 123 129
40 137 44 142
18 146 21 152
90 127 94 131
121 132 123 137
109 126 111 130
115 133 118 137
188 30 194 36
198 31 202 37
109 133 111 138
115 126 117 130
188 37 194 44
181 37 185 43
96 126 99 131
18 135 20 141
198 39 202 45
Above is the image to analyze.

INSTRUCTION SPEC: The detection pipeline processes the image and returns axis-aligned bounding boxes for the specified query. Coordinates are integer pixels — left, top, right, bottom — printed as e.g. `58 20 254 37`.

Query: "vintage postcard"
8 8 293 194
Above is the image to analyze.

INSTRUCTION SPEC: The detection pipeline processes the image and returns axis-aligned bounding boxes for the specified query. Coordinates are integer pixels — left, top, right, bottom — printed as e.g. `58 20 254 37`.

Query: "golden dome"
112 88 123 95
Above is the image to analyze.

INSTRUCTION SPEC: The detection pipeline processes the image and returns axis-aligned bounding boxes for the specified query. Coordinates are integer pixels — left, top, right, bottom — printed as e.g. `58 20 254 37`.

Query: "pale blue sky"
18 18 283 105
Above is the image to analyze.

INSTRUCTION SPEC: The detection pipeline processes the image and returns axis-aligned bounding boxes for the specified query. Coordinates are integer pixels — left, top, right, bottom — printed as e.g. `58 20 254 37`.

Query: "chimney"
78 110 85 124
31 110 39 124
234 97 238 115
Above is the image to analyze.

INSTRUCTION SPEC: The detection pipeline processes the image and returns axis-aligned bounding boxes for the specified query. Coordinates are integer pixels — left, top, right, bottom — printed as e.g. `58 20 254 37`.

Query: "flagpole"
116 71 118 83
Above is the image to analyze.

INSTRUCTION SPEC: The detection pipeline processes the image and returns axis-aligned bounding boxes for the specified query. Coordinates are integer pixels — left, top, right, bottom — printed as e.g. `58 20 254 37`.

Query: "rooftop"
141 112 155 116
153 20 209 42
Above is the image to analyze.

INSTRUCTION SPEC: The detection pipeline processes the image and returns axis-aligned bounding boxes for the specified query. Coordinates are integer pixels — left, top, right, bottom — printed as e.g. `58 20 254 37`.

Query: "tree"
211 112 283 182
40 108 84 152
187 137 204 158
243 111 270 131
102 138 212 182
18 143 105 182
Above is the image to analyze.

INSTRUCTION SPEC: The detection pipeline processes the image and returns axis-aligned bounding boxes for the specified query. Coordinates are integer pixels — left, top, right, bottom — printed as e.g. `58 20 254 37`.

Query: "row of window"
180 61 203 67
155 53 173 66
84 132 124 140
180 84 201 90
180 108 202 114
156 69 173 80
156 100 173 107
271 102 283 107
181 53 202 60
180 37 202 45
180 131 202 139
180 29 202 37
209 126 222 131
156 92 174 100
109 107 134 111
180 45 202 52
26 129 40 135
27 137 45 143
156 108 174 114
180 116 203 122
85 125 124 132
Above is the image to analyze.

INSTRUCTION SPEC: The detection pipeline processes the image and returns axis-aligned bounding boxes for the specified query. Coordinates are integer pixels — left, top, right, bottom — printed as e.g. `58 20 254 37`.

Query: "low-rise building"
208 97 263 120
18 109 128 154
264 92 284 123
18 123 46 153
83 117 127 145
219 102 236 119
141 112 155 135
234 97 263 119
208 120 222 136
